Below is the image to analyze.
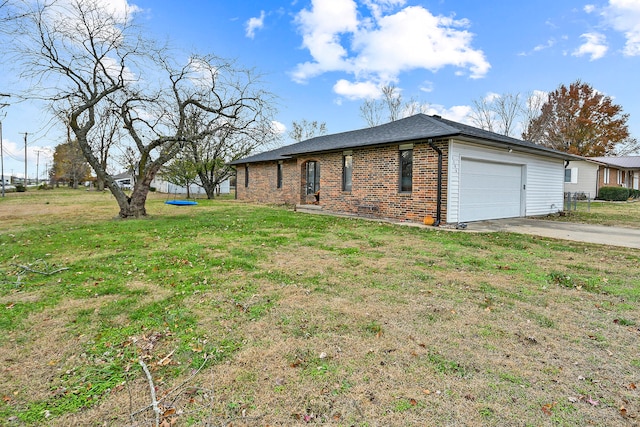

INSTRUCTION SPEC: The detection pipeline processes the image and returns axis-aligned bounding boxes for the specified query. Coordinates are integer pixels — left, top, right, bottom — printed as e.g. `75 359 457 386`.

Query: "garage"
459 158 523 222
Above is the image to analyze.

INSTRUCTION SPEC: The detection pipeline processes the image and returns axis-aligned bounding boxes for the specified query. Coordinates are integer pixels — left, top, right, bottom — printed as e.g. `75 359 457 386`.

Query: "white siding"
447 141 564 223
563 160 599 197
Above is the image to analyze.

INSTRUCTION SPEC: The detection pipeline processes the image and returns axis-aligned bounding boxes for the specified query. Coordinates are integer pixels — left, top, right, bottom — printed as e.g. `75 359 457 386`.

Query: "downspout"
427 139 442 227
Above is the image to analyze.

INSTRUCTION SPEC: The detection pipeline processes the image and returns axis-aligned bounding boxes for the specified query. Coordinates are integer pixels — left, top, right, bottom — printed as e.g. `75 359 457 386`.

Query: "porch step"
295 204 323 212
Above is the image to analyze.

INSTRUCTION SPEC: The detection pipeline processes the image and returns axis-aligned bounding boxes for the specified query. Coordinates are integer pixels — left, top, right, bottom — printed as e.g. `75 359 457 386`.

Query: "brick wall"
235 159 299 205
597 166 624 190
235 139 449 224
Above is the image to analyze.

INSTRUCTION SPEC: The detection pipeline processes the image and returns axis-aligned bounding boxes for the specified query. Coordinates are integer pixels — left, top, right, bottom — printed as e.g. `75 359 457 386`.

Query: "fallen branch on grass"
10 261 69 276
138 359 160 427
130 354 215 426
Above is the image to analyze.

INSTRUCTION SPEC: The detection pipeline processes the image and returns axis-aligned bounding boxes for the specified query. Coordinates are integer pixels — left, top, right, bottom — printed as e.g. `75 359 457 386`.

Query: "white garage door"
459 159 523 222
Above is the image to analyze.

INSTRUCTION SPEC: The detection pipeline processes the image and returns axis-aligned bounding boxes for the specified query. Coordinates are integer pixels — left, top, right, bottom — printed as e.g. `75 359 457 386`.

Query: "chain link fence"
564 192 591 212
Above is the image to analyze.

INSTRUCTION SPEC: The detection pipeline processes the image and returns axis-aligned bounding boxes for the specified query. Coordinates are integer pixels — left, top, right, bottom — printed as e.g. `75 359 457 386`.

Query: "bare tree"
382 85 403 122
359 84 412 127
5 0 274 217
187 109 279 199
469 96 495 133
359 98 384 128
470 93 524 137
494 93 521 137
88 105 123 190
289 119 327 142
612 137 639 156
520 90 548 141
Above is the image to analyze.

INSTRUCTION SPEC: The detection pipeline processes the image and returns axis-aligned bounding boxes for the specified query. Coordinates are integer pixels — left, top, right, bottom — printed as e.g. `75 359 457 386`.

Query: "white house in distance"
151 174 230 196
112 171 230 196
565 156 640 197
563 159 603 198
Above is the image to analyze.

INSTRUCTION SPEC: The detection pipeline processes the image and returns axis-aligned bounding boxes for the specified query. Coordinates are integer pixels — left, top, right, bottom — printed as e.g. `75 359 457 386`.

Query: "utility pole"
0 93 9 197
35 149 43 185
20 132 28 186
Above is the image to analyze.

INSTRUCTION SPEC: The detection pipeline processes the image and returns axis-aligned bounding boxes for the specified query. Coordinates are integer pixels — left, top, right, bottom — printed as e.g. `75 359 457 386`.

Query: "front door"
305 161 320 203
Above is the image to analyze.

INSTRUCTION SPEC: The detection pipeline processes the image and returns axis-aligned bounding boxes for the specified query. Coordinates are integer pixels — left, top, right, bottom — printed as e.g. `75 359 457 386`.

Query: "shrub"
598 186 630 201
15 183 26 192
150 186 156 192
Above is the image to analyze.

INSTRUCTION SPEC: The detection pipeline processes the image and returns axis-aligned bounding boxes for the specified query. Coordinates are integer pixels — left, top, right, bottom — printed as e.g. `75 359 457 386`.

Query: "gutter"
427 138 443 227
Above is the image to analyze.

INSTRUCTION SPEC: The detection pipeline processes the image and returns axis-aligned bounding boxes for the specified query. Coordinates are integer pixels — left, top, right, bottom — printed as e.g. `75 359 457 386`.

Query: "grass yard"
0 189 639 426
548 199 640 228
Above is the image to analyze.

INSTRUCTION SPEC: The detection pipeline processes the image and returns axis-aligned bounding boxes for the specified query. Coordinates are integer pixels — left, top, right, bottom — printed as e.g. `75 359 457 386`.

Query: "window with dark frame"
342 154 352 192
306 161 320 195
399 149 413 192
277 162 283 189
244 164 249 187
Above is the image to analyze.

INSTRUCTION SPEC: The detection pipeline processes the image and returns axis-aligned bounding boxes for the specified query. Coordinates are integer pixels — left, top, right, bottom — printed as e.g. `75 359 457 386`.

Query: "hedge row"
598 186 640 201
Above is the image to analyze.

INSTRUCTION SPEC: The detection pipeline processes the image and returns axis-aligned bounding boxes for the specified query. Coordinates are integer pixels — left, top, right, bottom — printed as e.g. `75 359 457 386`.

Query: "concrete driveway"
463 218 640 249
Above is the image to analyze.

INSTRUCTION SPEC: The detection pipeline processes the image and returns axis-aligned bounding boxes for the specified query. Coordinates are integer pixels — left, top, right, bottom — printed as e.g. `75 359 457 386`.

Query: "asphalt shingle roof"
230 114 577 165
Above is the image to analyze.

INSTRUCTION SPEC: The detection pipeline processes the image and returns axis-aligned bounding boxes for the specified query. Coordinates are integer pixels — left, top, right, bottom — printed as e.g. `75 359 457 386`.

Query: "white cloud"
422 104 473 125
534 38 556 52
245 10 266 39
484 92 501 102
572 32 608 60
271 120 286 135
333 79 381 99
292 0 490 99
603 0 640 56
419 81 434 93
584 4 596 13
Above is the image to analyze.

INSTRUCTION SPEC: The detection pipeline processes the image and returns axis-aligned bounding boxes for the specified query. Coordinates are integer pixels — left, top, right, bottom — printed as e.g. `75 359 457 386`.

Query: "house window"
306 161 320 195
564 168 578 184
342 154 352 192
617 170 623 185
399 148 413 192
244 165 249 187
277 162 283 189
604 167 609 184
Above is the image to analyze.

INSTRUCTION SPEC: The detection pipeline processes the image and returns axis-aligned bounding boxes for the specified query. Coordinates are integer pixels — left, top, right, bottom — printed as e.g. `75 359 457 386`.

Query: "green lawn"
0 189 639 426
549 199 640 228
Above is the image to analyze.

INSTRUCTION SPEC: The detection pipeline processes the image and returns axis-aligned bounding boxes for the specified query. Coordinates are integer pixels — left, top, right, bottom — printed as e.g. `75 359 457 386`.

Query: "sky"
1 0 640 181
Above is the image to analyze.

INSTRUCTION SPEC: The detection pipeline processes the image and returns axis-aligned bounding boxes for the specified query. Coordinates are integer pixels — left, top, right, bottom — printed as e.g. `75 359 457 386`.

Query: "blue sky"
1 0 639 180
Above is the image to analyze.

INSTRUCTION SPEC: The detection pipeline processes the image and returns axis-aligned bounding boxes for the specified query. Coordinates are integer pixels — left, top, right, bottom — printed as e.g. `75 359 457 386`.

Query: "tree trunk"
116 188 148 218
197 171 217 199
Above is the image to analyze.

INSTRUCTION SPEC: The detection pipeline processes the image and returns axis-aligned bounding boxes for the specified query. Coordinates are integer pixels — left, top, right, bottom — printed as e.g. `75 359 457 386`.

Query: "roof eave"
455 135 583 161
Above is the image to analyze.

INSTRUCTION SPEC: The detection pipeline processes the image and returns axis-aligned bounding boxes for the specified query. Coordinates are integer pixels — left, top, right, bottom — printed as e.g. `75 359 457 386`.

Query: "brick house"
230 114 577 225
589 156 640 192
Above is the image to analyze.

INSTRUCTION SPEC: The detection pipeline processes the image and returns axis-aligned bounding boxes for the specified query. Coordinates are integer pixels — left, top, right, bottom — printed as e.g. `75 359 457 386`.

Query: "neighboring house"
563 159 603 197
151 174 231 196
588 156 640 192
230 114 579 225
112 172 230 195
113 172 133 189
564 156 640 197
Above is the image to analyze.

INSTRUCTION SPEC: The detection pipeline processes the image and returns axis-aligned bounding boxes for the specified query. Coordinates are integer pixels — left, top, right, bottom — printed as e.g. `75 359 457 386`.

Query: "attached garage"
459 159 524 222
448 140 566 224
